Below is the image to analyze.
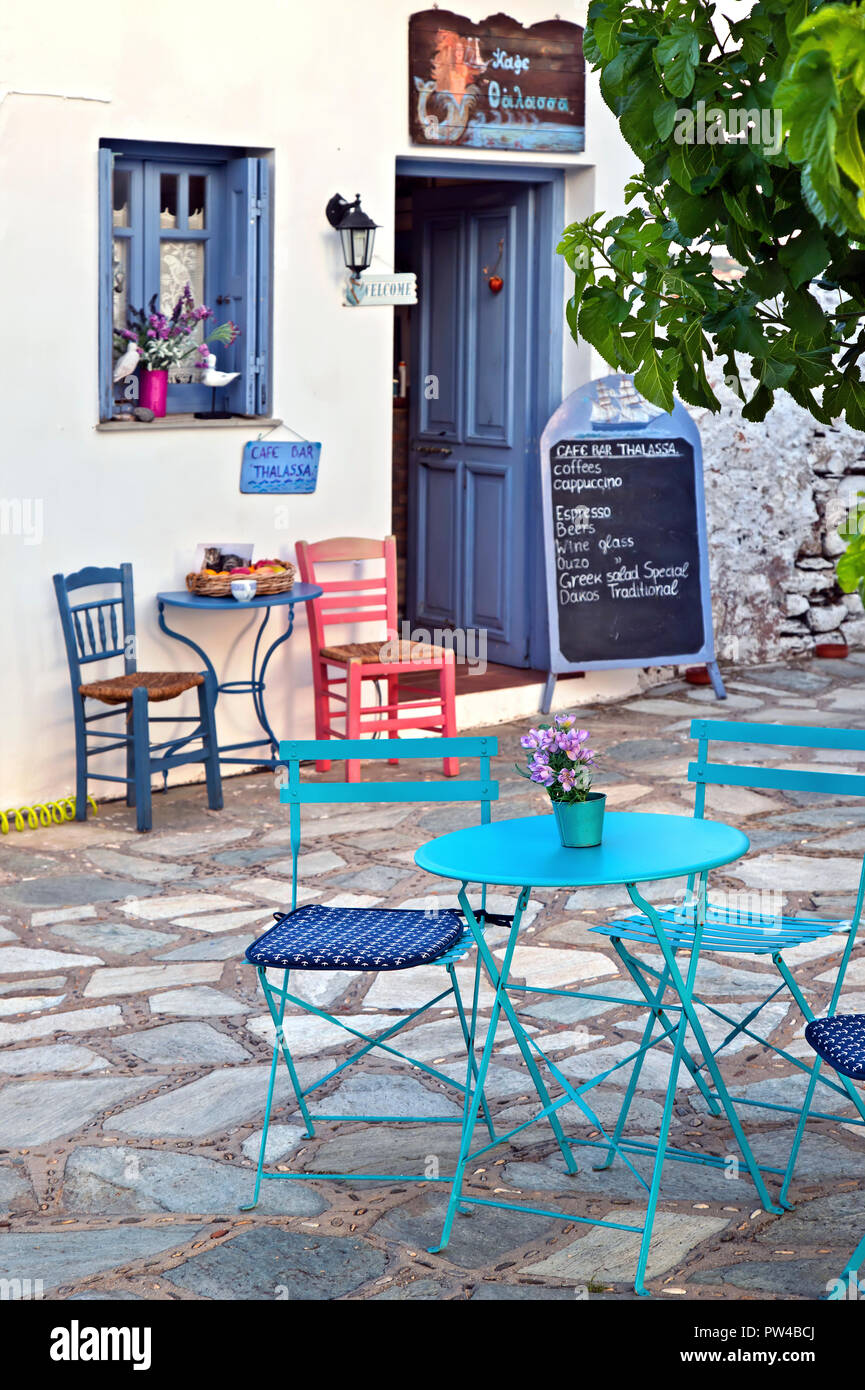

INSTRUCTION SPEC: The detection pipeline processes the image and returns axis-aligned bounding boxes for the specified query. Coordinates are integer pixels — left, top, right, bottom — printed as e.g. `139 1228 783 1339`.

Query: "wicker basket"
186 563 296 598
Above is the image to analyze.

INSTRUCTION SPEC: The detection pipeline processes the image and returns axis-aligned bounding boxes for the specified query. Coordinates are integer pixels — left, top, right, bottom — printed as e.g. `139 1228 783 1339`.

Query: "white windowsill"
96 414 283 433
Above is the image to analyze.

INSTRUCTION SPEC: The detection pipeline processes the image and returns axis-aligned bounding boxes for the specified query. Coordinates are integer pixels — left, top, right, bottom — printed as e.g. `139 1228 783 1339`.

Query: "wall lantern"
325 193 379 276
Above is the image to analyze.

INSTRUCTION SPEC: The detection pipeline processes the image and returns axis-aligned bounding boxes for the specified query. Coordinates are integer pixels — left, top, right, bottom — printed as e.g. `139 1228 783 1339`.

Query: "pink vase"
139 368 168 417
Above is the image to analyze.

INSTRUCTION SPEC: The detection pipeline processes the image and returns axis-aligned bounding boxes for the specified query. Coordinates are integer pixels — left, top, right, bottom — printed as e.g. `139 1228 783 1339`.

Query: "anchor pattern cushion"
804 1014 865 1082
245 903 466 972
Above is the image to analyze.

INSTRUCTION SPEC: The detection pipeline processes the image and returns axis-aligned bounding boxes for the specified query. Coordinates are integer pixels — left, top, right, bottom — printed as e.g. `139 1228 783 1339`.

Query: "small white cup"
230 578 257 602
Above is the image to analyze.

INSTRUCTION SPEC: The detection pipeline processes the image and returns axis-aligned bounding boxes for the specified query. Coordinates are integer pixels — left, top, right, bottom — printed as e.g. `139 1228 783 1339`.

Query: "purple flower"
557 767 577 792
530 764 555 786
520 729 543 750
556 729 586 760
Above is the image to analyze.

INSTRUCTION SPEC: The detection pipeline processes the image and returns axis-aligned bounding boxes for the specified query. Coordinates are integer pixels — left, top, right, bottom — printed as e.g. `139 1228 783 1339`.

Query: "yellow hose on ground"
0 797 98 833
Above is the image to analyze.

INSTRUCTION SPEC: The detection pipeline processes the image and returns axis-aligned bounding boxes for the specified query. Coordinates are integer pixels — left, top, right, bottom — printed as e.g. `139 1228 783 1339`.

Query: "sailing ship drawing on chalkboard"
590 377 666 429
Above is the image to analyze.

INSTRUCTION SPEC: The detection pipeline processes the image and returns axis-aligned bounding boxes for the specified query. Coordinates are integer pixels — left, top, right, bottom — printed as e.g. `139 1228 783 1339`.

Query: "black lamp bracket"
326 193 358 228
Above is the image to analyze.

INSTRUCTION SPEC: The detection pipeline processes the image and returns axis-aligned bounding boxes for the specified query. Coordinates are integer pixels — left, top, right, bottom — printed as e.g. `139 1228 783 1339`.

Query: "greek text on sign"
344 273 418 307
409 10 585 154
240 441 321 494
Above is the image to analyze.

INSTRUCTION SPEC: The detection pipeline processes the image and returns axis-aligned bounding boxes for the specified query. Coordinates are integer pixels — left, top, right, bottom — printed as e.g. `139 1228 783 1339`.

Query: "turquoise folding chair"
804 1013 865 1298
591 719 865 1207
242 735 515 1203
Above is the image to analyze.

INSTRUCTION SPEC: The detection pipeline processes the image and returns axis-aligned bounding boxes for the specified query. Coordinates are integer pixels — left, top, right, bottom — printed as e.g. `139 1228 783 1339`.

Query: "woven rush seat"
78 670 204 705
246 903 466 971
805 1014 865 1082
319 638 445 664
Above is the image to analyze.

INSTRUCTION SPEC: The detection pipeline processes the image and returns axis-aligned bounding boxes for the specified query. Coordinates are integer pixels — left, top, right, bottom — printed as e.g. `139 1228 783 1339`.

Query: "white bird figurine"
113 342 141 381
201 352 239 388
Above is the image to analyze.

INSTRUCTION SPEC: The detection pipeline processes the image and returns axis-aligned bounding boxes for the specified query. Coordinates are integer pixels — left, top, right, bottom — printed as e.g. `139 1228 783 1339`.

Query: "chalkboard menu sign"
408 10 585 154
540 375 724 708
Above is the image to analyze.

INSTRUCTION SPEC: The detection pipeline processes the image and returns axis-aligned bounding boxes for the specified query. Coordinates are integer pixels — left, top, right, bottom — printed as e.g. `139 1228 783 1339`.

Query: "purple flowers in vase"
113 283 240 374
517 715 597 803
518 717 605 846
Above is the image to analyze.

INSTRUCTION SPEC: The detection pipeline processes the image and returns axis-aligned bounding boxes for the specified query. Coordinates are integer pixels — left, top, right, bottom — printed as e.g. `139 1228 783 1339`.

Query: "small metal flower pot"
553 793 606 848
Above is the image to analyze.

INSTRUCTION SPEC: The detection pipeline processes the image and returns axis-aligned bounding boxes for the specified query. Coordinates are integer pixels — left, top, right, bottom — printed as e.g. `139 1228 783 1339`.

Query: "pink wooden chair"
295 535 458 781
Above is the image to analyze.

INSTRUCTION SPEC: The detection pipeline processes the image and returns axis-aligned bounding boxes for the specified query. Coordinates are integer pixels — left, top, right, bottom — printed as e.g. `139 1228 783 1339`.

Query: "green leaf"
578 289 625 365
653 98 679 141
837 533 865 596
778 224 831 288
634 349 675 413
783 287 828 343
757 356 796 390
586 5 621 64
777 50 841 228
655 24 701 99
741 384 774 421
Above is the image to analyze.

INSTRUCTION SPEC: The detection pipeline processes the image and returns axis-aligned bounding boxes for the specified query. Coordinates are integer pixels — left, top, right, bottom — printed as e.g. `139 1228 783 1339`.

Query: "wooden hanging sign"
409 10 585 153
240 440 321 494
344 273 418 307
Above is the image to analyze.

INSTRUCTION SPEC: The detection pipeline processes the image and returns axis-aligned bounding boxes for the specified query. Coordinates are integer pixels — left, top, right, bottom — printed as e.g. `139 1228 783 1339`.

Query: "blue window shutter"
98 147 115 421
254 159 271 415
224 157 258 415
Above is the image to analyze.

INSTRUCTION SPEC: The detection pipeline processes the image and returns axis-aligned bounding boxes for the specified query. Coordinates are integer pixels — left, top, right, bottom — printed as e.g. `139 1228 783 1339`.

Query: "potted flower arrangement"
517 716 605 847
114 283 239 417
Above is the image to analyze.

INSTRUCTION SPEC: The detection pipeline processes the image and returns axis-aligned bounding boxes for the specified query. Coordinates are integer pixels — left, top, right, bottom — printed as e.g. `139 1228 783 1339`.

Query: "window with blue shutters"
98 141 272 420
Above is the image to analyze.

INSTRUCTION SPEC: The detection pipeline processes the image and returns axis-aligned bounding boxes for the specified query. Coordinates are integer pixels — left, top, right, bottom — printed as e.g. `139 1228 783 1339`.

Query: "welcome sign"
240 440 321 494
409 10 585 153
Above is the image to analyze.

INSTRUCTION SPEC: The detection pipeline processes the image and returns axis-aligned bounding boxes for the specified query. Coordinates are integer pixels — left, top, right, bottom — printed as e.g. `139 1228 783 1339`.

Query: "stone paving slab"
120 1021 250 1065
519 1207 729 1283
3 654 865 1302
0 1043 110 1076
161 1228 387 1300
104 1065 311 1139
62 1146 325 1218
0 1226 207 1292
0 1077 150 1146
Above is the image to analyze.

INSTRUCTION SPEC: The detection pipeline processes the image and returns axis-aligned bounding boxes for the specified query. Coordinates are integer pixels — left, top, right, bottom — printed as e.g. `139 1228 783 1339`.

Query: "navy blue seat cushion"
804 1014 865 1082
245 903 466 972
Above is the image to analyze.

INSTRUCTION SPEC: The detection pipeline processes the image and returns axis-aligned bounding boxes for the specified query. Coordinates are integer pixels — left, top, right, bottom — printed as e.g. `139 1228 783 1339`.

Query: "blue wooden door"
408 183 533 666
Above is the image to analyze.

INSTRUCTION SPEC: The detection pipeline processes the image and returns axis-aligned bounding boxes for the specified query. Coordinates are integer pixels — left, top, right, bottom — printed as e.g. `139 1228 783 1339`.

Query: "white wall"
0 0 636 805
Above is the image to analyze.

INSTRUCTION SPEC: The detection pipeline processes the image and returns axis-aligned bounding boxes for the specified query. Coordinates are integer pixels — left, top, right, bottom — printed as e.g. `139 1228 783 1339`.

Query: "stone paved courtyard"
1 659 865 1301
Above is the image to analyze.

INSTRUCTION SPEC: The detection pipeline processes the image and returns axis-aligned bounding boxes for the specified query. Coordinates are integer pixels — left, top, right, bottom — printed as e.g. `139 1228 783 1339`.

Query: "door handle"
414 444 453 456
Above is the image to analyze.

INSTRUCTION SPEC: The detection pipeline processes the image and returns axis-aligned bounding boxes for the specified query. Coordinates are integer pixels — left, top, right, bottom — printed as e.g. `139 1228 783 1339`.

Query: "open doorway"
392 163 564 689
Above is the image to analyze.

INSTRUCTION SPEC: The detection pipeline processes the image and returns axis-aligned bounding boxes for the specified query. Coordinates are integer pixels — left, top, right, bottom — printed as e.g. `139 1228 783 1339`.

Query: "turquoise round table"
414 810 781 1296
415 809 748 887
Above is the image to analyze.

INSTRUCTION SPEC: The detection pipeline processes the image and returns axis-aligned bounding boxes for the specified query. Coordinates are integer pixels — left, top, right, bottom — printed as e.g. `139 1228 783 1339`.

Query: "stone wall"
691 368 865 664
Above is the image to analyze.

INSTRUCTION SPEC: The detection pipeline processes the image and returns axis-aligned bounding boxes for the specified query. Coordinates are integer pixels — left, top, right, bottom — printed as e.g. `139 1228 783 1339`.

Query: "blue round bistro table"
156 584 322 768
415 810 782 1296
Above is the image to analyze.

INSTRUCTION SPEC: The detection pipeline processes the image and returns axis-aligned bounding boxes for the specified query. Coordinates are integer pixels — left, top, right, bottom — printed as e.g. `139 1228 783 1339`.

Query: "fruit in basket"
202 568 217 576
229 566 252 575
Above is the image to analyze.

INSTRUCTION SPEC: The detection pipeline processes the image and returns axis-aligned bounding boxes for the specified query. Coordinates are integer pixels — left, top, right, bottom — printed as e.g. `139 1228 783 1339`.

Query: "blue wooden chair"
592 718 865 1207
241 736 522 1203
804 1013 865 1297
54 563 222 832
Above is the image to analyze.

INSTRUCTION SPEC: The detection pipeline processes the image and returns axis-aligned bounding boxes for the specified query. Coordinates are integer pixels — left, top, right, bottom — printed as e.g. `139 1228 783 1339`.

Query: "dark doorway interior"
393 172 542 668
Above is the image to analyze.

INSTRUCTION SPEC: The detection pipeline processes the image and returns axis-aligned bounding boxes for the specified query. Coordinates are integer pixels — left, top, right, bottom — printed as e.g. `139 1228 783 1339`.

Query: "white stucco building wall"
0 0 638 807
